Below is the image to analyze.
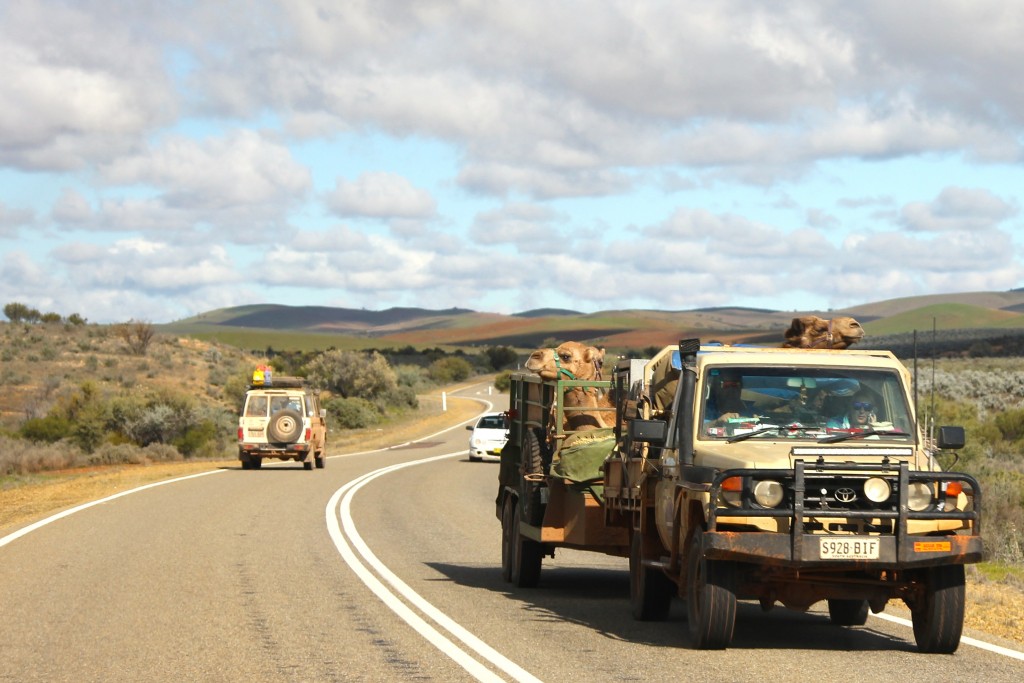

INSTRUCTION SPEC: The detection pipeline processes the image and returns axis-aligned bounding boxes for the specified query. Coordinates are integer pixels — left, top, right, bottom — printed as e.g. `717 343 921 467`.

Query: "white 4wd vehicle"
238 376 327 470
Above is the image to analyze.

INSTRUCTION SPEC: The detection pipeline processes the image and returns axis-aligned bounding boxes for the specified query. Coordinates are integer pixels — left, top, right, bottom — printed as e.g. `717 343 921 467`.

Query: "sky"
2 1 1024 324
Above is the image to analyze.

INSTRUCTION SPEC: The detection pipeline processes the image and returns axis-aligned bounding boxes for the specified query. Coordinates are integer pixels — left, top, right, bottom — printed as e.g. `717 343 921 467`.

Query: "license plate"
819 537 879 560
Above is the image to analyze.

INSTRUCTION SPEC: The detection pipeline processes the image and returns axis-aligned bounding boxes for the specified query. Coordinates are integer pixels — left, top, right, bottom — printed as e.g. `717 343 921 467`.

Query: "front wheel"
630 529 674 621
910 564 965 654
685 527 736 649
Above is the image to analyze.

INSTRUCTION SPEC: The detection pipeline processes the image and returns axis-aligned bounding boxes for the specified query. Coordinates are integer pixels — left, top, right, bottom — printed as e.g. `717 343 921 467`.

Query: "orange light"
722 476 743 492
945 481 963 496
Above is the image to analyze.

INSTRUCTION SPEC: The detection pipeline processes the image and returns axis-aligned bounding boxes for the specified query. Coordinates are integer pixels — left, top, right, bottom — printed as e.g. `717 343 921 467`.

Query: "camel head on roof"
525 341 605 381
783 315 865 350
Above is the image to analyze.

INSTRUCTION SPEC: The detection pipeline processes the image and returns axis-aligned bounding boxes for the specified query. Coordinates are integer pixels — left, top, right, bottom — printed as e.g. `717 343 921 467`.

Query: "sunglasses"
852 401 873 411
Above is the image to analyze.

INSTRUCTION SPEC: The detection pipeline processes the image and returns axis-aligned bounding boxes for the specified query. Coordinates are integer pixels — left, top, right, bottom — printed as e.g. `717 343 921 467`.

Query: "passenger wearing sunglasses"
827 393 877 429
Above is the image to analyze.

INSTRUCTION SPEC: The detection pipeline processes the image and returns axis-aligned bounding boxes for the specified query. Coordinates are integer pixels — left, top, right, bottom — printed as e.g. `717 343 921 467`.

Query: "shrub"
427 357 473 383
19 414 73 443
493 370 512 392
325 397 380 429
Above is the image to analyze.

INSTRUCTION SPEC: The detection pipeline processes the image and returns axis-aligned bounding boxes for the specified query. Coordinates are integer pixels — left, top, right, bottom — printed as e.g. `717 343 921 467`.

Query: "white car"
466 412 508 462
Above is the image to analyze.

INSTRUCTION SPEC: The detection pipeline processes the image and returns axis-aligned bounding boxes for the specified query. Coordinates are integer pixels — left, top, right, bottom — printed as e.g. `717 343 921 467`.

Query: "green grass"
974 561 1024 586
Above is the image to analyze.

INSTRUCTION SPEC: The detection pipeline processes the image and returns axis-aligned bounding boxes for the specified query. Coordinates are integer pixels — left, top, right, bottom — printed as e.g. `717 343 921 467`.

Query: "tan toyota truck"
498 340 982 653
237 372 327 470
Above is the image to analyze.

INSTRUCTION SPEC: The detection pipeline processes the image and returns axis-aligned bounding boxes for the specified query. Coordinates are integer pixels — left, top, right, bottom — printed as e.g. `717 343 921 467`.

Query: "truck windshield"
700 365 913 441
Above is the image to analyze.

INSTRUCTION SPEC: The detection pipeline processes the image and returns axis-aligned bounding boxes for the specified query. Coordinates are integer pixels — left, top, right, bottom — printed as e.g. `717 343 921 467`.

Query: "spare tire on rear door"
268 409 303 443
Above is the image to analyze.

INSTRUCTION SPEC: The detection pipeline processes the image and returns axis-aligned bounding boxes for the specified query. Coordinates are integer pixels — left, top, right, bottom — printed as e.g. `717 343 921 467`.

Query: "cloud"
101 130 311 210
0 0 177 170
326 172 436 219
900 187 1017 232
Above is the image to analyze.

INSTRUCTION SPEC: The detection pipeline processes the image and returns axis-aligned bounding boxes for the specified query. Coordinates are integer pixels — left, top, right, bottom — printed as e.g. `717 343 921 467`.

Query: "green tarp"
549 428 616 498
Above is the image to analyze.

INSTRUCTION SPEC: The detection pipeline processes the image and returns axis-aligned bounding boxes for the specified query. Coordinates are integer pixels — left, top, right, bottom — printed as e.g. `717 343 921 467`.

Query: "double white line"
325 451 542 683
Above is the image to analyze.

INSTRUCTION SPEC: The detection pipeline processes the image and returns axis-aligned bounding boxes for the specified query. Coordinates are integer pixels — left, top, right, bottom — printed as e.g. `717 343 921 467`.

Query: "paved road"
1 382 1022 682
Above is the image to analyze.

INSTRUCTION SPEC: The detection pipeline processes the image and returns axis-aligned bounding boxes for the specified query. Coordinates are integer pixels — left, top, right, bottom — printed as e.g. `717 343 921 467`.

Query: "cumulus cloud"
900 187 1017 232
326 172 436 219
0 0 177 170
101 130 311 210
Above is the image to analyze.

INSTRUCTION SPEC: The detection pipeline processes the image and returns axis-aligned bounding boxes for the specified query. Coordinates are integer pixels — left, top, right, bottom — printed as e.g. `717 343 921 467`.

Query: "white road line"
870 611 1024 661
325 452 542 683
0 469 225 549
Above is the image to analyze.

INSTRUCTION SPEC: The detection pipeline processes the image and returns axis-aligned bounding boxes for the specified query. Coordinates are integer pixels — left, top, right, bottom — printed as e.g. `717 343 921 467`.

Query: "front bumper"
702 459 982 569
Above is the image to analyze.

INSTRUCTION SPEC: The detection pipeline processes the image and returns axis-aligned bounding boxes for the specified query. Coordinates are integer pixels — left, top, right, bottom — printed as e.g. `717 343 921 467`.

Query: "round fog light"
863 477 891 503
754 480 784 508
907 482 934 511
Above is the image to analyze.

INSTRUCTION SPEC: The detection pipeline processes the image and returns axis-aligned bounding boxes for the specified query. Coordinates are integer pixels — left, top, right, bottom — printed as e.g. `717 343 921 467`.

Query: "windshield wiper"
817 428 910 444
725 424 823 443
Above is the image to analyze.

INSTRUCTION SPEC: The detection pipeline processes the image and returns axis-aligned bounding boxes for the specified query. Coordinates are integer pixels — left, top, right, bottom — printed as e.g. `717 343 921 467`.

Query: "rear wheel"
630 529 674 621
911 564 965 653
686 528 736 649
250 456 262 470
828 599 869 626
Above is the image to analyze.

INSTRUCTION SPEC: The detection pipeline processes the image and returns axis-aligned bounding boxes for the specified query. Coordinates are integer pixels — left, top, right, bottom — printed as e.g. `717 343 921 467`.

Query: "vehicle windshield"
699 365 914 441
478 415 505 429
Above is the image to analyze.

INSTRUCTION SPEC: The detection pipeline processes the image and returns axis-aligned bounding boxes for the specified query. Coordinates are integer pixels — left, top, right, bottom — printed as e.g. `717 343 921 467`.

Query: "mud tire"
911 564 965 654
685 528 736 649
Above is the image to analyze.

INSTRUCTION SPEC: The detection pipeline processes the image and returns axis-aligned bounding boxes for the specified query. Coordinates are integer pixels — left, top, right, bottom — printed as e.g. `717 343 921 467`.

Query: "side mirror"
320 409 327 419
466 425 473 431
628 419 667 444
936 426 965 450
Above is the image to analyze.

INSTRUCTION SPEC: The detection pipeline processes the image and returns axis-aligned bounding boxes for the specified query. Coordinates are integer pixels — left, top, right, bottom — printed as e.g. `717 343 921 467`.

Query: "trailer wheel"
827 599 869 626
500 496 516 582
522 429 547 526
501 495 542 587
315 452 325 469
630 529 674 621
685 528 736 649
911 564 965 653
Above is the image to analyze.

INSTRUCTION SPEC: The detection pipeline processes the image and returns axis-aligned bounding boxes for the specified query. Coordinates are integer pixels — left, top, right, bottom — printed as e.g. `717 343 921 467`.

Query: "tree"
307 350 399 401
484 345 520 370
3 302 40 323
116 320 156 356
428 357 473 383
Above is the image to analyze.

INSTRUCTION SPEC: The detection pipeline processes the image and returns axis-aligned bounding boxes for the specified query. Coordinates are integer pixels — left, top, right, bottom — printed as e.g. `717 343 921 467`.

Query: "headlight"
907 482 935 511
753 479 785 508
863 477 891 503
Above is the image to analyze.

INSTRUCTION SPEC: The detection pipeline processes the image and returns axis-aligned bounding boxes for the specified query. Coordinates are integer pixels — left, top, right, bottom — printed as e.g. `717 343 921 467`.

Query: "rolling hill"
159 289 1024 353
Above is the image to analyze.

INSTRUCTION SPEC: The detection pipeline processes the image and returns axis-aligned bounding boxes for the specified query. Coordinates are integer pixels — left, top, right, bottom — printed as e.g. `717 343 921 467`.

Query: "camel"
783 315 865 349
525 341 615 431
525 341 605 381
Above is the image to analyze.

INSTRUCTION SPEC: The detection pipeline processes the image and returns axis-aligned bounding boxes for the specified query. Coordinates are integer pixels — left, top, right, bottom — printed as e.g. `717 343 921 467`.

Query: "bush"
493 370 512 392
427 357 473 383
20 414 73 443
325 397 380 429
